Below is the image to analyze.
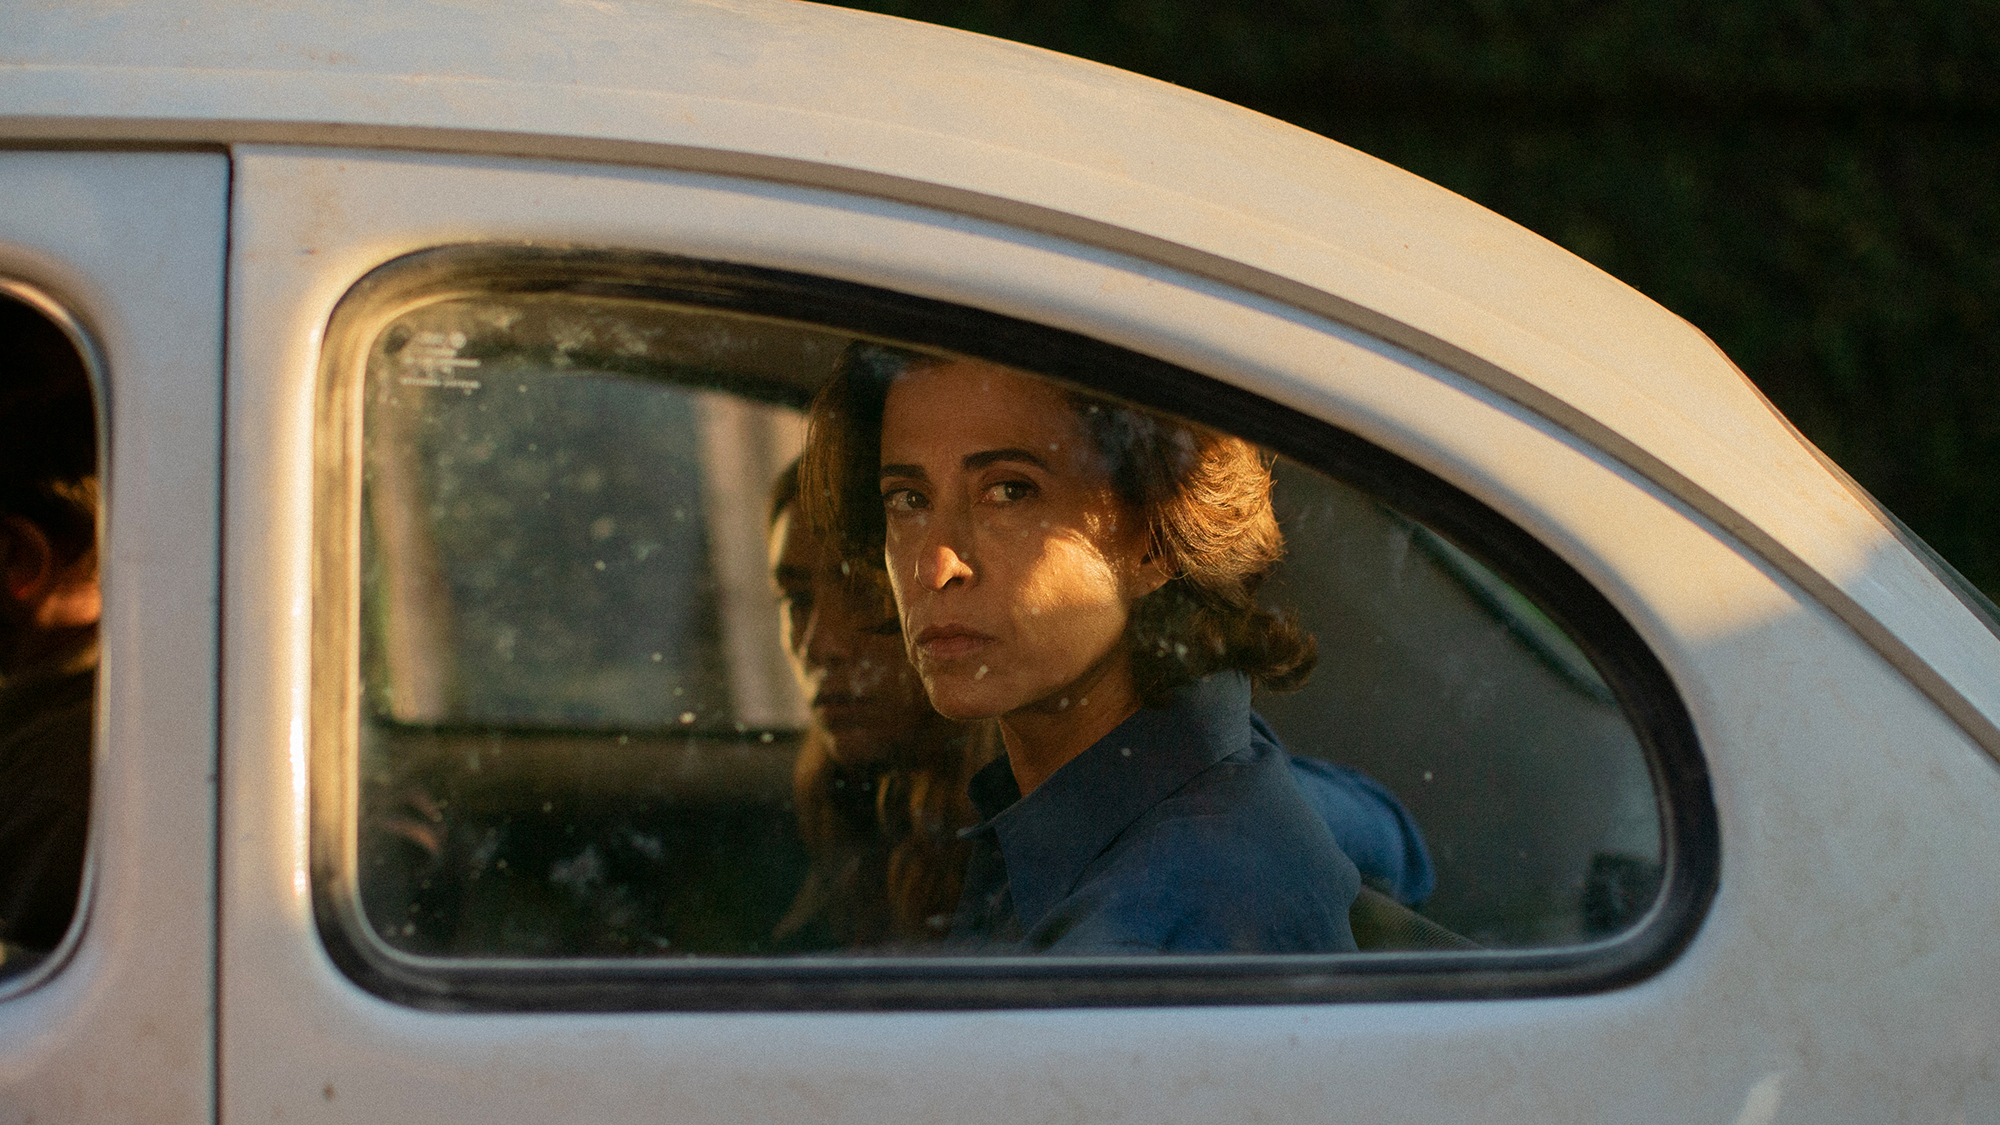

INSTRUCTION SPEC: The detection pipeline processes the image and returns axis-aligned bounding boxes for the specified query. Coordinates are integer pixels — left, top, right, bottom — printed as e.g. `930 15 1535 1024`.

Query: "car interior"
336 249 1665 965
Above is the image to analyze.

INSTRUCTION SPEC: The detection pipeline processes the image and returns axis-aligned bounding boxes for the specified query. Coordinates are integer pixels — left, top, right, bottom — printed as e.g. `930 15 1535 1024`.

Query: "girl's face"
769 503 932 765
878 360 1164 722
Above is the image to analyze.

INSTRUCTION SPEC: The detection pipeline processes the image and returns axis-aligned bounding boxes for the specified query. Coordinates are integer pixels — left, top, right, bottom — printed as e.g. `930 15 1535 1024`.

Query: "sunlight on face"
878 360 1161 722
769 504 932 765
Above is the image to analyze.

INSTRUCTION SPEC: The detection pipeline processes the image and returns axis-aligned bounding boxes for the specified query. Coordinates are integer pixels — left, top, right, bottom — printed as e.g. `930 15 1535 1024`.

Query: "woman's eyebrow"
962 448 1048 472
879 448 1048 481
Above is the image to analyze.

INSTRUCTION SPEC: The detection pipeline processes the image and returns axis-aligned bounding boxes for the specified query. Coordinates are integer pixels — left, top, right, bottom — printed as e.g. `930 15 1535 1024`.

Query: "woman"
804 346 1361 953
765 460 989 948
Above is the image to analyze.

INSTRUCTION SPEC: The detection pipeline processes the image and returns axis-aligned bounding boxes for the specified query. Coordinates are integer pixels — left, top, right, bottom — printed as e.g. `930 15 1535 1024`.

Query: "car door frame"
0 148 227 1125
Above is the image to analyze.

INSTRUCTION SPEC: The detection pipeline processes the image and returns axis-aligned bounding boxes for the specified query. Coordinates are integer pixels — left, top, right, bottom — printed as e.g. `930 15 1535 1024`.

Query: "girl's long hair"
768 459 986 947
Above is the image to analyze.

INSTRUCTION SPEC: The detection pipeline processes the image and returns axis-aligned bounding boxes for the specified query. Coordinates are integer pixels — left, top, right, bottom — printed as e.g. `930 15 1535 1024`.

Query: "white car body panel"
0 2 1990 1122
0 150 225 1125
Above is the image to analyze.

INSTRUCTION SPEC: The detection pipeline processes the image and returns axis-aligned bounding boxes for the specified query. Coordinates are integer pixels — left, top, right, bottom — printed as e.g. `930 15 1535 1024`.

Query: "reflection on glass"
1258 465 1659 945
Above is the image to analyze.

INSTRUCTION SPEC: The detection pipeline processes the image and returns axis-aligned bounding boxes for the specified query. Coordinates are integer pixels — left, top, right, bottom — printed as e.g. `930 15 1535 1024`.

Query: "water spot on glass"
974 665 988 680
624 831 663 861
1423 770 1434 782
590 516 616 540
760 732 775 743
679 711 696 724
1120 747 1132 757
549 846 604 893
541 801 554 813
593 560 606 571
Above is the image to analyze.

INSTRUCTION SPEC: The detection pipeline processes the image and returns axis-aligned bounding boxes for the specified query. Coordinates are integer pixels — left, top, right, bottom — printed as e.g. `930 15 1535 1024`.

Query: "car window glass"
0 288 100 986
319 249 1698 1005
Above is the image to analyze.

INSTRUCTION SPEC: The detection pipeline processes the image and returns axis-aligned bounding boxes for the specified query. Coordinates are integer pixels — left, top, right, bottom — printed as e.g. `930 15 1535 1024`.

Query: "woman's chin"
919 672 1014 723
817 718 911 767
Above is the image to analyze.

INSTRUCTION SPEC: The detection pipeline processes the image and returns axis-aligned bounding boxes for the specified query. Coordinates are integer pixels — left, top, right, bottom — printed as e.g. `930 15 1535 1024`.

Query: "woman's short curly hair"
801 342 1314 707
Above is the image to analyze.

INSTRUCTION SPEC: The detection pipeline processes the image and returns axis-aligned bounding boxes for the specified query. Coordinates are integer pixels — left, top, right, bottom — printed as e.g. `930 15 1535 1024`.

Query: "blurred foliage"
827 0 2000 597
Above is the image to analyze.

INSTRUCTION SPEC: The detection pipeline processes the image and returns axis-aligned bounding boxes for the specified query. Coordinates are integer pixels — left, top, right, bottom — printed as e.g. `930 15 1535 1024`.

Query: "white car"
3 0 1997 1121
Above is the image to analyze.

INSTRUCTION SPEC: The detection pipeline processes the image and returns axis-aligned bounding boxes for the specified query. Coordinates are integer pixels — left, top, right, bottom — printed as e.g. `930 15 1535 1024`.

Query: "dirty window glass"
0 288 99 987
321 250 1695 1004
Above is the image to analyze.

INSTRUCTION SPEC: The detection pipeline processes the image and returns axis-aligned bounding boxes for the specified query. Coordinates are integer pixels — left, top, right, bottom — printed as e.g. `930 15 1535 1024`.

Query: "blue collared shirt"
1281 733 1436 906
949 673 1360 954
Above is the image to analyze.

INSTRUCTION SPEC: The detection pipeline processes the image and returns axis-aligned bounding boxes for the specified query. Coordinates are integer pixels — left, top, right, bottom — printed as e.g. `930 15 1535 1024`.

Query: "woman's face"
769 502 932 766
878 360 1163 722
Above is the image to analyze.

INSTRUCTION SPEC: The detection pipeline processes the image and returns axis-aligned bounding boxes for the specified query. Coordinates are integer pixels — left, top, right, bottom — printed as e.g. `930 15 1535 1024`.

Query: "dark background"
828 0 2000 598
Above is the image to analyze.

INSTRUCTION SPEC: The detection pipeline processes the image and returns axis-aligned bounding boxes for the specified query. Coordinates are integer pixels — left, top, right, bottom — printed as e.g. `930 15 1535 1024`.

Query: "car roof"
5 0 1998 746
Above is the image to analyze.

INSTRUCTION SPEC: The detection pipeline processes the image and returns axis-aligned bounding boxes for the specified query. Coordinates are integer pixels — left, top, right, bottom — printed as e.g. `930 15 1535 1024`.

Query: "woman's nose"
917 536 975 591
801 599 856 665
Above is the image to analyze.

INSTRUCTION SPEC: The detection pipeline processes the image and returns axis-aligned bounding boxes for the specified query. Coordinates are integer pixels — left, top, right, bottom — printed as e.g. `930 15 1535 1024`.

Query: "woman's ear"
0 516 99 629
1130 547 1172 599
0 516 56 604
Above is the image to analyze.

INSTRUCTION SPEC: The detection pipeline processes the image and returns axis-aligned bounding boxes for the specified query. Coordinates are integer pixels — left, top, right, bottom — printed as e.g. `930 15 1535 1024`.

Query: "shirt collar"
964 672 1254 934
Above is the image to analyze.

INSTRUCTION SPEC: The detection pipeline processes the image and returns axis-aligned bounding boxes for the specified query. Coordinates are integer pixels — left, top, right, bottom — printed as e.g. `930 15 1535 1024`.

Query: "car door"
0 150 226 1125
219 146 2000 1124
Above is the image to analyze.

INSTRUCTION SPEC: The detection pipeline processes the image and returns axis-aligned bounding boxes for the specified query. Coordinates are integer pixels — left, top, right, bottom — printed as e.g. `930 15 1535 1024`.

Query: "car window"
0 285 101 989
314 247 1711 1007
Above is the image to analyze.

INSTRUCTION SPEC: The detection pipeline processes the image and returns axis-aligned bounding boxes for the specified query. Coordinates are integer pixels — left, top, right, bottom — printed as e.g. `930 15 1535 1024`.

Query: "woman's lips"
913 624 995 663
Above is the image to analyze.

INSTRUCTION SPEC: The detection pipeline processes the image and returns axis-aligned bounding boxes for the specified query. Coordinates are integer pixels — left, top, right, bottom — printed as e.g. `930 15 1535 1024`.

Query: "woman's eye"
882 487 927 513
981 480 1035 504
